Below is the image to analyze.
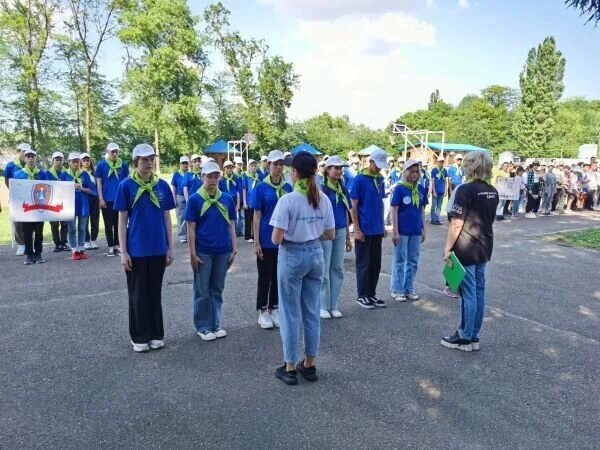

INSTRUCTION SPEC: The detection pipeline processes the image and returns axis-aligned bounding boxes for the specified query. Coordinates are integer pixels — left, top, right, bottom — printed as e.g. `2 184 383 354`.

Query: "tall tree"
428 89 441 110
566 0 600 24
512 37 566 157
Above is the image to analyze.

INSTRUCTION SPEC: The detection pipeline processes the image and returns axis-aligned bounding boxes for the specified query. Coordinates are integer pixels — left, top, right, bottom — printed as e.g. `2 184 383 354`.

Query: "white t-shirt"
270 191 335 243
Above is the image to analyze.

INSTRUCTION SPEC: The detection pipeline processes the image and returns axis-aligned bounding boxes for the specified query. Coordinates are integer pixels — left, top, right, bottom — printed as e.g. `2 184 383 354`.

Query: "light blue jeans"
390 235 421 295
193 252 231 332
320 229 346 311
68 216 88 249
430 194 444 222
458 263 486 340
236 208 244 236
278 240 324 363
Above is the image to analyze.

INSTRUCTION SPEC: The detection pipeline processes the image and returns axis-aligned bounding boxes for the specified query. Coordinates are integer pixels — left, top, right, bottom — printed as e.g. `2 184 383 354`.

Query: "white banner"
9 179 75 222
496 178 521 201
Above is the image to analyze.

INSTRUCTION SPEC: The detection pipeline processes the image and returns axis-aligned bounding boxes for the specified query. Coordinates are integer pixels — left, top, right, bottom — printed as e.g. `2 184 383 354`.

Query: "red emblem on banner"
22 183 64 213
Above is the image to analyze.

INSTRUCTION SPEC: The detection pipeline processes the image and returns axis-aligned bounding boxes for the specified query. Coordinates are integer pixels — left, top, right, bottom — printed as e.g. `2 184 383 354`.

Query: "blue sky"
97 0 600 129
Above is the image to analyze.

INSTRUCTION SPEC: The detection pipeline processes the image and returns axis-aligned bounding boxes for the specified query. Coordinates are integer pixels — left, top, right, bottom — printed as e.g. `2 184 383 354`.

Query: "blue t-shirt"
219 176 239 201
257 168 268 181
342 167 356 191
321 182 351 229
431 167 448 194
45 169 64 181
350 173 385 236
250 180 292 248
419 170 431 193
60 170 97 216
389 168 402 185
244 173 260 206
184 191 235 255
448 164 464 186
94 159 129 202
170 171 188 196
4 160 22 180
14 168 48 180
391 184 428 236
113 177 176 257
183 171 203 195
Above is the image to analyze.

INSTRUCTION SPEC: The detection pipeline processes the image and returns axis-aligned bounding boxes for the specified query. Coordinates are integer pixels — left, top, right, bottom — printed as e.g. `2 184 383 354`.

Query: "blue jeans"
430 194 444 222
68 216 88 249
176 195 187 239
278 240 324 363
320 229 346 311
390 235 421 294
193 253 231 332
236 209 244 236
458 264 486 340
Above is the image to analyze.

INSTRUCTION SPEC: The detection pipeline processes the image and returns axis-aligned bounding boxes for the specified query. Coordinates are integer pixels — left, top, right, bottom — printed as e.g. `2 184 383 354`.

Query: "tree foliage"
566 0 600 24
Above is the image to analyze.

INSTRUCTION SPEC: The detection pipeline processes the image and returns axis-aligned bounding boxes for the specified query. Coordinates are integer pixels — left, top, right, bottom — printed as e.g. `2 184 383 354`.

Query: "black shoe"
296 360 318 382
24 255 34 265
441 332 472 352
35 255 46 264
275 365 298 385
369 296 386 308
356 297 375 309
113 248 122 256
471 338 480 351
495 215 505 221
61 244 70 251
53 246 62 253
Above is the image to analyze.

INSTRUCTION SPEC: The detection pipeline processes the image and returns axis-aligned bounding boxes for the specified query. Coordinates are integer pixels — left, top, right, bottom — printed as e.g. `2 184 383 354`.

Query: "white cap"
248 159 257 165
455 153 464 160
223 160 234 167
368 148 389 169
80 152 91 159
325 155 348 168
180 156 190 163
387 156 395 162
234 156 243 164
106 142 119 152
68 152 81 161
351 157 360 164
437 155 445 162
51 151 64 160
318 160 326 167
404 159 420 171
201 161 221 175
267 150 285 163
260 155 268 161
191 154 201 161
132 143 155 158
200 155 209 163
17 143 32 152
23 148 36 156
283 151 292 157
347 150 357 158
323 154 330 161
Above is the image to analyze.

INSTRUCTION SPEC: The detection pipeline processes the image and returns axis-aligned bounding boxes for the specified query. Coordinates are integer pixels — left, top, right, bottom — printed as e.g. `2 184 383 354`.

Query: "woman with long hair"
270 151 335 385
81 153 100 250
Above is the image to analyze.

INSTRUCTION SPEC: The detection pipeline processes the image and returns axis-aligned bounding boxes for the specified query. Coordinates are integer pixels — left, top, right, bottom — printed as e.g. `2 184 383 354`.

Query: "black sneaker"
296 360 318 382
356 297 375 309
113 248 122 256
62 244 71 252
275 365 298 385
471 338 480 351
53 246 62 253
35 256 47 264
441 332 472 352
107 249 116 257
24 255 34 265
369 296 386 308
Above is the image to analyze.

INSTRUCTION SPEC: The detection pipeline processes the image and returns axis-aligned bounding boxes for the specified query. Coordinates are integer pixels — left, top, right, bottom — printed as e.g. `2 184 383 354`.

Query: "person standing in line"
270 151 335 385
171 155 190 243
383 156 395 226
350 147 389 310
551 162 566 214
95 143 129 256
390 160 428 302
243 159 259 243
46 151 69 252
14 147 48 265
494 162 510 221
4 143 29 256
316 159 326 186
258 155 269 181
343 152 360 191
319 155 352 319
430 156 447 225
250 150 292 329
524 161 542 218
114 144 175 353
185 161 237 342
441 151 499 352
60 153 97 260
219 161 240 220
183 154 203 202
540 164 557 215
447 153 464 197
511 166 526 218
81 153 100 250
233 156 246 236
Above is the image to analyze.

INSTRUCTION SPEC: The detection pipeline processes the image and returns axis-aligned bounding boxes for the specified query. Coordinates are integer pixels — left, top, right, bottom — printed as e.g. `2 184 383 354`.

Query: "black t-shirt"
450 180 499 266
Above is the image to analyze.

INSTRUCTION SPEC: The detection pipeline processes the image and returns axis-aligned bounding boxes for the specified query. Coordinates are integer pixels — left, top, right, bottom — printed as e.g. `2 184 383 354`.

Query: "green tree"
566 0 600 24
428 89 441 110
512 36 566 157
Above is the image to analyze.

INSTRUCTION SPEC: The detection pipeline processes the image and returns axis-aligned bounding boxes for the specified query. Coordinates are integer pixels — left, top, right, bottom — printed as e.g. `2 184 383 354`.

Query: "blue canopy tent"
291 142 321 155
357 144 385 156
202 139 240 167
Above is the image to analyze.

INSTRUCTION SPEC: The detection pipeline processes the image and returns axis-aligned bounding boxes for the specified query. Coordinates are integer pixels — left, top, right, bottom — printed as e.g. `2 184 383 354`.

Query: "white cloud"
258 0 422 20
458 0 469 9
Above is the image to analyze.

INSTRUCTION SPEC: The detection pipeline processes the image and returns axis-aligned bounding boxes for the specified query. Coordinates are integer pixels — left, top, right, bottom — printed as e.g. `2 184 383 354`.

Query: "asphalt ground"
1 212 599 449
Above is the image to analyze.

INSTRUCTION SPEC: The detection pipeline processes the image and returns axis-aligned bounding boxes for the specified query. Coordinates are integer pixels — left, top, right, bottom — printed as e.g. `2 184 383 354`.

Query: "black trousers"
256 248 279 310
50 221 68 246
14 221 25 245
244 208 254 240
86 194 100 242
355 234 383 298
126 256 167 343
526 184 541 213
101 201 119 247
23 222 44 257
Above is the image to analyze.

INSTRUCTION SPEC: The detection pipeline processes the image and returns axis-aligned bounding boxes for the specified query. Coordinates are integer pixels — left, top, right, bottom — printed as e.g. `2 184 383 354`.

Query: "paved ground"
1 212 599 449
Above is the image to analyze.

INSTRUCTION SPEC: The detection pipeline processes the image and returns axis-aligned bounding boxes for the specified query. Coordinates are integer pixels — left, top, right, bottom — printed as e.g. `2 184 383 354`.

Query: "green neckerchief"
400 182 420 207
294 178 308 196
326 178 349 210
178 169 187 177
190 170 201 180
198 186 230 224
23 166 40 180
223 173 237 191
245 171 258 189
48 167 61 180
66 168 83 183
82 168 96 184
14 158 23 169
361 168 382 190
435 167 445 180
107 157 123 179
263 175 285 198
131 170 160 209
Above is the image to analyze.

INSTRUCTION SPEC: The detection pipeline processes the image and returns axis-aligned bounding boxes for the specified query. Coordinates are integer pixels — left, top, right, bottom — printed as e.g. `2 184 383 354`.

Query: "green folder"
443 252 466 292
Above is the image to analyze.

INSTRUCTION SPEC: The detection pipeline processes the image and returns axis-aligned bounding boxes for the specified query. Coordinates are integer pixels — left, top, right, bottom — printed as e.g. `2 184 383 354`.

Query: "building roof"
203 139 241 154
291 142 321 155
358 144 385 156
398 142 490 153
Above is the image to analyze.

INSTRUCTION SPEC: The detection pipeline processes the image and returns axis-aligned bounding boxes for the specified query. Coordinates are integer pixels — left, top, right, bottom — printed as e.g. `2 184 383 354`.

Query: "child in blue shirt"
171 155 190 243
183 154 203 202
430 156 448 224
243 159 260 242
46 151 69 251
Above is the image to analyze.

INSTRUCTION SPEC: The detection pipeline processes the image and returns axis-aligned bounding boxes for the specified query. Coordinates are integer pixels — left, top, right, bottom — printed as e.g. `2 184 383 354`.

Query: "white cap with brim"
283 152 292 157
324 155 348 168
68 152 81 161
437 156 445 162
132 143 155 158
261 155 268 161
80 152 91 159
51 151 64 160
248 159 257 165
180 156 190 163
23 148 36 156
267 150 285 163
404 159 420 171
18 143 32 152
223 160 234 167
191 154 201 161
455 153 464 160
234 157 243 164
201 161 221 175
369 148 389 169
200 155 208 163
106 142 119 152
318 160 326 167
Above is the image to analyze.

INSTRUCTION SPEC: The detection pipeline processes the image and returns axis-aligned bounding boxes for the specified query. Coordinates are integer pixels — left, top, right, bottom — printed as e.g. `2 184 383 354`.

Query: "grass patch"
554 228 600 250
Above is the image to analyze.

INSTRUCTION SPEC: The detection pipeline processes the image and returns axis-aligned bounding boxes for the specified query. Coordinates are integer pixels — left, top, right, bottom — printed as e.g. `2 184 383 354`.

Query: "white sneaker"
90 241 99 249
330 310 343 318
16 245 25 256
214 328 227 338
198 330 216 341
525 212 536 219
406 293 419 301
149 340 164 349
247 238 254 243
179 238 187 243
391 292 407 302
320 309 332 319
132 342 150 352
270 309 280 328
258 311 274 329
84 242 92 250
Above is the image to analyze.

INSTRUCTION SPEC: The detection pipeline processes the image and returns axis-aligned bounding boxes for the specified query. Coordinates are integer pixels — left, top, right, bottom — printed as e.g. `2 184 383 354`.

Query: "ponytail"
306 174 320 209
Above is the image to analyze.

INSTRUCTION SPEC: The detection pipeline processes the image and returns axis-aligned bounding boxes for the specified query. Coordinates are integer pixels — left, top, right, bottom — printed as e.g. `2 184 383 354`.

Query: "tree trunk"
31 75 44 151
75 95 84 151
154 128 161 174
85 67 92 152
